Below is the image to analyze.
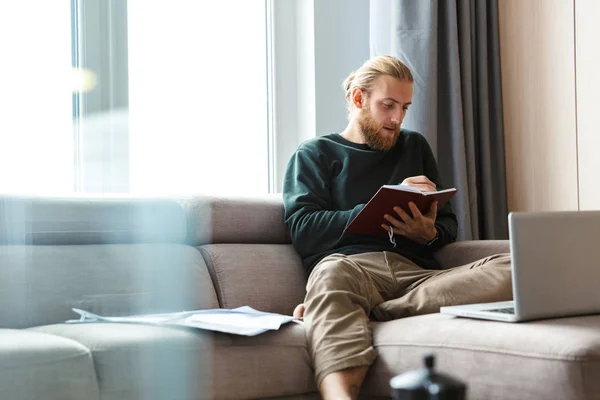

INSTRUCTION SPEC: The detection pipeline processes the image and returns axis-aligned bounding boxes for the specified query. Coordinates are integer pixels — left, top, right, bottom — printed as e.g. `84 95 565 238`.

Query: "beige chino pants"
303 251 512 385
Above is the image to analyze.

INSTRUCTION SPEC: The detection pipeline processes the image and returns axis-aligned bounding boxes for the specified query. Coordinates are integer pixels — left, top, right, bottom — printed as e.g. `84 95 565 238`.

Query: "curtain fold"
370 0 508 240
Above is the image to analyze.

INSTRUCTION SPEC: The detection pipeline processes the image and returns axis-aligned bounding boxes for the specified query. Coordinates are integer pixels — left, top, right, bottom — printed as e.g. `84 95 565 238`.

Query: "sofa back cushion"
0 195 186 245
0 196 219 329
181 195 290 246
182 195 307 315
198 244 306 316
0 243 220 329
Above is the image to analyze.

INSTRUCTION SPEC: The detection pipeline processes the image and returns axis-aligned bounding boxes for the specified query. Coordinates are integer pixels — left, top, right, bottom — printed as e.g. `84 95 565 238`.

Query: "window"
0 2 73 194
126 0 269 195
0 0 270 196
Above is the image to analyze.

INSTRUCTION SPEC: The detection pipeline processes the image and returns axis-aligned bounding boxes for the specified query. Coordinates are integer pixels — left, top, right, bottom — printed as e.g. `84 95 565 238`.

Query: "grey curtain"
370 0 508 240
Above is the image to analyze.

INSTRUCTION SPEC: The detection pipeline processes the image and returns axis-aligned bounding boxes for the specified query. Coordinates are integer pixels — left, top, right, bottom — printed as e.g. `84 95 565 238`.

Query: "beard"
357 105 401 151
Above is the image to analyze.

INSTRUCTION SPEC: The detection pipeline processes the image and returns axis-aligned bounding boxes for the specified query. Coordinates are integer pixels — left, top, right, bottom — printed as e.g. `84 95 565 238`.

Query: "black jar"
390 354 467 400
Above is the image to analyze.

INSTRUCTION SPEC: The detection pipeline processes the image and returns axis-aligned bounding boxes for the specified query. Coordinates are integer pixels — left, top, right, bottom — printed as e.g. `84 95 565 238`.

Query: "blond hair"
343 55 413 116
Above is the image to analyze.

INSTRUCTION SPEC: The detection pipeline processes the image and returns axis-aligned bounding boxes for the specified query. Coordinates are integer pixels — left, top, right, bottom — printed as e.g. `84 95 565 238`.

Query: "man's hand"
401 175 437 193
382 201 438 244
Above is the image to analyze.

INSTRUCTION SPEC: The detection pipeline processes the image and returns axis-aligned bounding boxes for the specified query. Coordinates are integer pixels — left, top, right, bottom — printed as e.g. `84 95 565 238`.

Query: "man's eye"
403 106 409 111
383 103 393 108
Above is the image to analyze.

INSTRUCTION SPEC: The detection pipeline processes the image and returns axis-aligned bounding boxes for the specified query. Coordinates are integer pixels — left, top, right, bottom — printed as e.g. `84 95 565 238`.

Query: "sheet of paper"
67 306 298 336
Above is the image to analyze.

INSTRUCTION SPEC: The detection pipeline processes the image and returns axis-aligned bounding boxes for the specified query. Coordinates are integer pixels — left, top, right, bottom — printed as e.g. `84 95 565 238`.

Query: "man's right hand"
401 175 436 193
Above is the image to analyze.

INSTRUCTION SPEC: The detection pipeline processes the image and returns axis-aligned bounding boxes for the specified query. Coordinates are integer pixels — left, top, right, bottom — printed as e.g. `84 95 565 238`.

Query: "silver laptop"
440 211 600 322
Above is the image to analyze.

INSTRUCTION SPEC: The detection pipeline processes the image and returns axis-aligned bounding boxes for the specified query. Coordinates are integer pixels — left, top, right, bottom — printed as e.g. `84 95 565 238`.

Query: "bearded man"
282 55 512 400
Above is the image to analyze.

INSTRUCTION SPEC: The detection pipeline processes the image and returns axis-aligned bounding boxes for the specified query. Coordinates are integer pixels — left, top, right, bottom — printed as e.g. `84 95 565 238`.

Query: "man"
282 55 512 400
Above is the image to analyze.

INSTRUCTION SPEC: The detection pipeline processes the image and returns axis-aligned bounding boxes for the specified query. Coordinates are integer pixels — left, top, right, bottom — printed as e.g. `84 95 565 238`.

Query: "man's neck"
340 121 365 145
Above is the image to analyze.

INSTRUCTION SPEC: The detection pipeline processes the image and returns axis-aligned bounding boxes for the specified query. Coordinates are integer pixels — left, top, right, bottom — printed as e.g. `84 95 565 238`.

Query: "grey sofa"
1 194 599 400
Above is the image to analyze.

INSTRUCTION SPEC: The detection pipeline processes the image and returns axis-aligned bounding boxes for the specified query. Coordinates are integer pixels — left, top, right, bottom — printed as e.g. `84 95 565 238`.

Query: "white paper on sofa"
67 306 300 336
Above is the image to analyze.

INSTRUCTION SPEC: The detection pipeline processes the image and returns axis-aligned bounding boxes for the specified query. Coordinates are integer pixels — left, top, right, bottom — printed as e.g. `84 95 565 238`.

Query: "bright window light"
127 0 269 196
0 3 73 194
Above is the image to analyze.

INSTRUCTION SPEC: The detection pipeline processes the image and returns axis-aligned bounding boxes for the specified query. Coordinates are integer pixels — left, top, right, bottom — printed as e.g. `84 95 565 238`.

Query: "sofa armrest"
434 240 510 269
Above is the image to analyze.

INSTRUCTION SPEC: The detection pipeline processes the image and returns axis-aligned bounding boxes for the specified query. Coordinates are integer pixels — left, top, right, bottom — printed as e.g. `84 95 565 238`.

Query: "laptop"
440 211 600 322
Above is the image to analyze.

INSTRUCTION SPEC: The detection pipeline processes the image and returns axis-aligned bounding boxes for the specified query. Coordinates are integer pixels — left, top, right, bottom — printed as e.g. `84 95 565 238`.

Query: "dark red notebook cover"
344 186 457 237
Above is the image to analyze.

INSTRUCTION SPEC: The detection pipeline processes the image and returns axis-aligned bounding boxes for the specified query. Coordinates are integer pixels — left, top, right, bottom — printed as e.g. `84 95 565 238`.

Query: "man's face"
356 75 413 151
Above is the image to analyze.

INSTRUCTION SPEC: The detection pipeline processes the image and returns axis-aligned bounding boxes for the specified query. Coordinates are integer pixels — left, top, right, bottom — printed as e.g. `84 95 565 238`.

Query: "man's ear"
351 87 366 110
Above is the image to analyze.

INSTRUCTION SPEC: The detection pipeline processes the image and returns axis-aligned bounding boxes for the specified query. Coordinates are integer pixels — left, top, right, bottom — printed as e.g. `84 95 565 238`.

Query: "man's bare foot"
293 303 305 320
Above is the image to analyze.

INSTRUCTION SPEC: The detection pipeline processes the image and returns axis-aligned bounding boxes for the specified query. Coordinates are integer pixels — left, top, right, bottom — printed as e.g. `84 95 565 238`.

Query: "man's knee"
491 253 511 262
475 253 512 270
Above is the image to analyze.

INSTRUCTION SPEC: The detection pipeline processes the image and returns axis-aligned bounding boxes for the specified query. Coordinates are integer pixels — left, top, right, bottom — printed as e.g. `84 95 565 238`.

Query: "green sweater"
282 130 458 275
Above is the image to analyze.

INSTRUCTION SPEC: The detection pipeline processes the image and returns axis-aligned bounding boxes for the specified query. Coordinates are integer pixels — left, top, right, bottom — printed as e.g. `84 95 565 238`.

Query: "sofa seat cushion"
0 329 99 400
31 321 316 400
363 313 600 400
30 323 212 400
207 322 316 399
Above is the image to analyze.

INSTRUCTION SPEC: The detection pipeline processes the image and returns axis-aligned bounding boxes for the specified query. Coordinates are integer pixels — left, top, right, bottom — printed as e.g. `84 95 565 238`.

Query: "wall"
313 0 371 136
498 0 579 212
272 0 370 192
499 0 600 212
575 0 600 210
273 0 600 207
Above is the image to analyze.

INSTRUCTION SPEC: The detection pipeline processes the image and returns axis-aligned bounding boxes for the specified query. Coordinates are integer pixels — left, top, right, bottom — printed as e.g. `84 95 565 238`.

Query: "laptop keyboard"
487 307 515 314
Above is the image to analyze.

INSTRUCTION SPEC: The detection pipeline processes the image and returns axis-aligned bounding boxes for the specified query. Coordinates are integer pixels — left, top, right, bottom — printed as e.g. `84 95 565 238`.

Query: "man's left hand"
382 201 437 245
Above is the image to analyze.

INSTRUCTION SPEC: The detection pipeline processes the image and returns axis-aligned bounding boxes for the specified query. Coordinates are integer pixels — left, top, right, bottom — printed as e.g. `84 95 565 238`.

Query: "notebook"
344 185 457 237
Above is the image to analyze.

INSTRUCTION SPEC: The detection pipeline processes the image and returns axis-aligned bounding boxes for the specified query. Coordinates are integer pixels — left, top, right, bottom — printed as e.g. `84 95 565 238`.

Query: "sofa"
1 194 599 400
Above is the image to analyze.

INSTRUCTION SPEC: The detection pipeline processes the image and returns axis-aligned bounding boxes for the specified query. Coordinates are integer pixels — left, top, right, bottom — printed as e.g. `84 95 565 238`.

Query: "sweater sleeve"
282 147 364 259
420 136 458 251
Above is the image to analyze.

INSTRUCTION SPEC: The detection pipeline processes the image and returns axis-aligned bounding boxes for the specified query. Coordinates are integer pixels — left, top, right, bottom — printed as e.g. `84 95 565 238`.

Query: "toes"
293 303 305 320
